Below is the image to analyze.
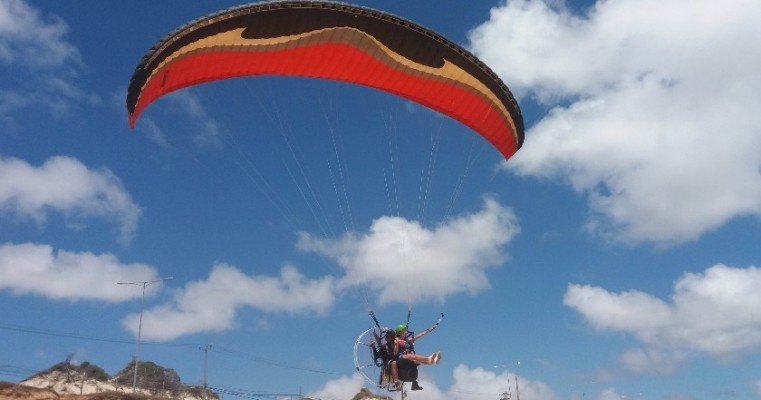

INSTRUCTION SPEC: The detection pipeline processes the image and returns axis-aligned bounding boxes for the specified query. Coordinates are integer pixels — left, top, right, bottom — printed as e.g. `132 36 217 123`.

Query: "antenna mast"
515 374 520 400
499 375 512 400
201 344 212 399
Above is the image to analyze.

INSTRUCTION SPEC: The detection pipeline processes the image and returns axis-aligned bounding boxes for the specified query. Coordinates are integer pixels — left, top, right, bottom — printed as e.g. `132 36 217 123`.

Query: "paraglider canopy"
126 0 524 160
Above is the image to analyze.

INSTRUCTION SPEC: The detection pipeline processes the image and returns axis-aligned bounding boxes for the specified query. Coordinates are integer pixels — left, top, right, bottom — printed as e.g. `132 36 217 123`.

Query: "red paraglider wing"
126 1 524 159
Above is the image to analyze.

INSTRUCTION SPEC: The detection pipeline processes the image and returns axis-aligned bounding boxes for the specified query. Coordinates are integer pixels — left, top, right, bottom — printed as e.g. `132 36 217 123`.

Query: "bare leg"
402 353 433 365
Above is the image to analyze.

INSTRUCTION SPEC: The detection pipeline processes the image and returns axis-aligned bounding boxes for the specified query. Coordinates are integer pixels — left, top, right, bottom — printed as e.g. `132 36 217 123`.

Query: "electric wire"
0 323 342 376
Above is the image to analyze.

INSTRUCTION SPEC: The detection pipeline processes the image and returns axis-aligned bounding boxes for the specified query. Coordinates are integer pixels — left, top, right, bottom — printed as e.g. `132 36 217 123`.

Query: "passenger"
371 329 399 386
393 324 441 391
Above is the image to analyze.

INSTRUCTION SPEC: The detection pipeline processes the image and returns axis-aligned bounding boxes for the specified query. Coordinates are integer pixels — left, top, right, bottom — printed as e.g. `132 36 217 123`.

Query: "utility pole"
201 344 212 399
117 276 173 392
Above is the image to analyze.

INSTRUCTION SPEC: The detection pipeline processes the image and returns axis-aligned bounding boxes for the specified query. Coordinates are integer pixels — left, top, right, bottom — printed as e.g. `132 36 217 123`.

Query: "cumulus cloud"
0 0 98 119
595 388 625 400
450 365 557 400
0 242 158 301
0 0 78 68
311 366 557 400
0 156 142 243
308 373 367 400
469 0 761 245
564 264 761 372
297 196 519 305
126 263 336 341
126 197 518 340
617 347 685 375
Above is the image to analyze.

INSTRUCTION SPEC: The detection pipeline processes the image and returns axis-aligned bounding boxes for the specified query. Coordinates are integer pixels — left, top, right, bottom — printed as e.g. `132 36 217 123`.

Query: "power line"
0 363 39 379
210 346 342 376
0 322 349 399
0 323 200 348
0 323 346 376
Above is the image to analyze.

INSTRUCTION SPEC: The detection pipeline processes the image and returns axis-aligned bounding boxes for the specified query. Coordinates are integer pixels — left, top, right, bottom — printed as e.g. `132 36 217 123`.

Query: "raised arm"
410 324 437 343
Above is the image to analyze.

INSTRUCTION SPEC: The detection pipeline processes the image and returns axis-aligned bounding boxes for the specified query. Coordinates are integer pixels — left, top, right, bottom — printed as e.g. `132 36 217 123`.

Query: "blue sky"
1 0 760 399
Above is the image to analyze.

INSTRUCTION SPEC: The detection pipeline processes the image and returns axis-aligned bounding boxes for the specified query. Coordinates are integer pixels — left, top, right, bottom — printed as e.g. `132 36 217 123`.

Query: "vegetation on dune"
113 361 182 391
31 360 111 382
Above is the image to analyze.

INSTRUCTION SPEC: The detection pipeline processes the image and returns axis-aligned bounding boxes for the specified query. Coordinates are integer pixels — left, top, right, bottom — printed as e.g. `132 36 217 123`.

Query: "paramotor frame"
353 326 390 388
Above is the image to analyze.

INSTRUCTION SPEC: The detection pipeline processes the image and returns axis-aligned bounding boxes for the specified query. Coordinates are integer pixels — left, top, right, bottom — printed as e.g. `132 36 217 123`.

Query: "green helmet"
395 324 407 334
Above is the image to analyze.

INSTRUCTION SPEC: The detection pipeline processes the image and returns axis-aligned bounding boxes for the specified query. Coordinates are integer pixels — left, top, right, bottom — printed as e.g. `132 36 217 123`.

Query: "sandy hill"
2 360 213 400
1 361 390 400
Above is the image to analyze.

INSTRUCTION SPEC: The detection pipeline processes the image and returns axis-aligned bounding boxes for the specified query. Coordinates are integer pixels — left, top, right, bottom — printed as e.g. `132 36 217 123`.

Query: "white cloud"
308 373 367 400
617 347 684 375
0 0 97 119
297 196 520 305
470 0 761 245
126 263 336 341
126 198 518 340
0 242 158 301
450 365 557 400
311 366 556 400
564 264 761 372
0 156 142 243
0 0 79 68
595 388 625 400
